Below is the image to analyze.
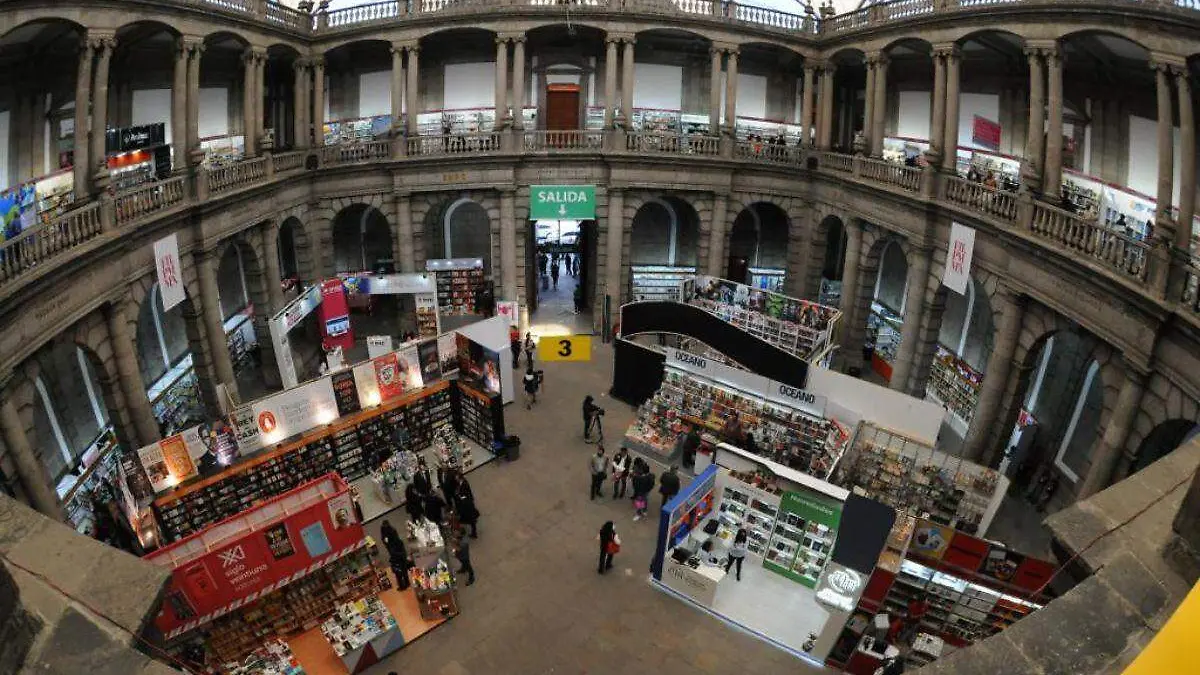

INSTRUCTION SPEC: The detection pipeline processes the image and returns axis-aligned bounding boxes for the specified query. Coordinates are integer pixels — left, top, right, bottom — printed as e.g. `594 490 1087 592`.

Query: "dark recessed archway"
332 204 393 273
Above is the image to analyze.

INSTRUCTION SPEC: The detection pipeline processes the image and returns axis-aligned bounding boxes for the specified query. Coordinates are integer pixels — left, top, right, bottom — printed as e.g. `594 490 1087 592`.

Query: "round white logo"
827 568 861 594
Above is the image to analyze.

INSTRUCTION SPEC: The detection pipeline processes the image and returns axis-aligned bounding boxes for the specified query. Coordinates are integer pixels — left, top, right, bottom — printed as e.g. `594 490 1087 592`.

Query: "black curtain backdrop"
830 494 896 575
610 338 666 406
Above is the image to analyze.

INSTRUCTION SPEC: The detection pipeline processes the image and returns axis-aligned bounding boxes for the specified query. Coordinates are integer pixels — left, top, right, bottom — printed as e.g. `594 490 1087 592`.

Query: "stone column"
1078 364 1147 499
709 47 723 134
1153 61 1177 233
1176 68 1195 248
1021 47 1045 192
171 38 188 172
962 287 1025 461
863 58 876 149
196 250 239 401
837 222 862 336
512 36 526 129
605 188 625 308
390 45 405 134
889 248 932 392
312 57 325 147
708 193 729 276
819 64 836 150
242 48 258 157
0 378 62 519
106 296 160 447
1042 45 1063 202
262 220 285 312
621 38 636 127
396 191 415 273
187 40 204 165
294 58 309 149
494 37 510 128
72 37 94 200
801 64 816 147
872 54 888 156
406 46 420 136
254 50 267 150
89 35 116 192
605 37 619 127
927 49 946 165
941 45 961 174
500 189 517 301
724 48 739 134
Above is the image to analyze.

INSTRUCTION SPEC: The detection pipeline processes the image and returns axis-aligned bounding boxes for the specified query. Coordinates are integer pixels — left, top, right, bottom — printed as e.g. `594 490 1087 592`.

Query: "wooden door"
545 84 581 131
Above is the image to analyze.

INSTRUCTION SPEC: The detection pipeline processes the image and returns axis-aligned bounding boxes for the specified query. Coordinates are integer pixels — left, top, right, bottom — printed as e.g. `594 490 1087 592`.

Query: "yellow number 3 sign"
537 335 592 362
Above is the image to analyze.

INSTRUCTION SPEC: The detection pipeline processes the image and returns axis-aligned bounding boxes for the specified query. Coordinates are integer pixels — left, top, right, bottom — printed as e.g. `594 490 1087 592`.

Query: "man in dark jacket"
631 461 656 521
659 465 681 512
453 529 475 586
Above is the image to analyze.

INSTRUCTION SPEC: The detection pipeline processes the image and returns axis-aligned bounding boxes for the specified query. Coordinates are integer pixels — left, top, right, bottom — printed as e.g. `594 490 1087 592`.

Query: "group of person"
381 457 482 588
537 250 580 291
586 445 683 519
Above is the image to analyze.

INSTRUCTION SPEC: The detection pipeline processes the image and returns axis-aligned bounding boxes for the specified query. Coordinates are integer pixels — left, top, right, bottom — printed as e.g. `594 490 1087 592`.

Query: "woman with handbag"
597 521 621 574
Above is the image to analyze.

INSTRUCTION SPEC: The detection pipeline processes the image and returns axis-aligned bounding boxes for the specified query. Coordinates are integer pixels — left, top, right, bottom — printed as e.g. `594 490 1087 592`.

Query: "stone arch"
1129 419 1200 475
215 237 260 321
0 17 86 43
423 192 499 275
201 28 252 49
278 215 309 281
882 36 934 55
134 281 191 390
725 198 792 288
628 196 702 268
633 27 718 47
1128 373 1200 477
331 203 393 274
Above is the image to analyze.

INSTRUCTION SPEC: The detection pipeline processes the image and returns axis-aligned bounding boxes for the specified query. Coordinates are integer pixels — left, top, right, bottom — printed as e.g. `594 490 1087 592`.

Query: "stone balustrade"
3 133 1197 324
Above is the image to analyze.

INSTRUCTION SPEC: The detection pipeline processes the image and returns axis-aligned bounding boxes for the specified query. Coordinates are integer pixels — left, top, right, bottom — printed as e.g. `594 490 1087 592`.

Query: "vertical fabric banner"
943 222 976 295
374 353 405 401
154 233 186 311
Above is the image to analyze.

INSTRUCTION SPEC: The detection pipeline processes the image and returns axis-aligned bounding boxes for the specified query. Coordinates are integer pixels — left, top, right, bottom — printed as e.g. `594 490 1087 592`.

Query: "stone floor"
362 342 827 675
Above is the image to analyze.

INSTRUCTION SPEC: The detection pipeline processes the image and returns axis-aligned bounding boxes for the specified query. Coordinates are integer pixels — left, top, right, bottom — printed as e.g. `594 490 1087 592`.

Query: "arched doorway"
925 278 994 436
216 239 278 398
332 204 393 273
727 203 789 291
818 216 847 306
628 197 700 302
1132 419 1200 474
136 284 205 435
863 239 908 382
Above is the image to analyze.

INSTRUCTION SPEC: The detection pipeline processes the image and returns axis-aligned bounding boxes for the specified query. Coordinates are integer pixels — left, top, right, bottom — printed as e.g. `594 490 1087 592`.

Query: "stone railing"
207 156 268 195
817 151 853 173
325 0 402 28
321 140 392 165
625 131 718 155
1181 253 1200 314
0 202 103 285
735 140 796 165
1031 201 1150 283
944 175 1018 222
115 176 187 226
265 1 313 30
272 150 307 174
859 157 921 192
407 132 502 156
524 130 605 152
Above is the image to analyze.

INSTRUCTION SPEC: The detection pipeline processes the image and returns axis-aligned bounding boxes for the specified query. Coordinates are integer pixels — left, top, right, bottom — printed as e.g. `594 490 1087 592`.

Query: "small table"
661 551 727 607
320 595 404 674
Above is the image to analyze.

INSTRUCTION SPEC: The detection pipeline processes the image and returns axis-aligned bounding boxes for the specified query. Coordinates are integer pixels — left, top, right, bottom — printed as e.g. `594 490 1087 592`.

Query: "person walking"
589 445 608 500
379 520 412 590
550 259 560 290
725 528 748 581
631 460 656 521
611 447 631 499
453 529 475 586
524 332 536 366
523 365 540 409
597 520 621 574
659 464 681 511
455 477 480 538
510 329 521 369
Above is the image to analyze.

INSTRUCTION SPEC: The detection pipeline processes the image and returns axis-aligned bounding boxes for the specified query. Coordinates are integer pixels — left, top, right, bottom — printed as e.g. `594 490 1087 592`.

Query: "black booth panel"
610 338 666 406
830 494 896 575
617 301 809 388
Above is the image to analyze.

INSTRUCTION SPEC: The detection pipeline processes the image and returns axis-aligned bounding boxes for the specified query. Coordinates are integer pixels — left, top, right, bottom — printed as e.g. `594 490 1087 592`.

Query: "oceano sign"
530 185 596 219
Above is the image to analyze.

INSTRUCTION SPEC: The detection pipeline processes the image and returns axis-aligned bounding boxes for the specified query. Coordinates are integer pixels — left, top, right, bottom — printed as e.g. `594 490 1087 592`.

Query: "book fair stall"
649 448 895 666
925 344 983 432
681 275 841 365
146 473 461 675
425 258 487 330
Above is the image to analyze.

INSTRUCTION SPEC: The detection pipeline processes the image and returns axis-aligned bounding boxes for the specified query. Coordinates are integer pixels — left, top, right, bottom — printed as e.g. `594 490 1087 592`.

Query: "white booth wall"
197 87 230 138
896 90 931 141
0 110 9 188
132 89 173 143
358 70 392 117
444 62 496 109
1128 115 1184 206
956 93 1000 150
634 63 684 110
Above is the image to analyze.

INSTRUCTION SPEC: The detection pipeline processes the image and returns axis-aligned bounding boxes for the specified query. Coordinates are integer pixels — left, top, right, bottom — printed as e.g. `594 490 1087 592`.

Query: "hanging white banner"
154 233 186 311
943 222 976 295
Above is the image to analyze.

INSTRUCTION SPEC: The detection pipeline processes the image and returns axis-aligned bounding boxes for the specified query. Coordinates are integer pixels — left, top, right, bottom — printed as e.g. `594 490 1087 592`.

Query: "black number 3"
558 339 572 357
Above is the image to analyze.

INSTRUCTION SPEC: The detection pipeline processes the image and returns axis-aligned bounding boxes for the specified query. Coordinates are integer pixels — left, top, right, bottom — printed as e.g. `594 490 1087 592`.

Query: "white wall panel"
197 87 229 138
1128 114 1182 205
132 89 172 145
633 63 683 110
0 110 9 188
958 92 1000 150
738 73 767 119
444 63 496 109
358 71 392 118
896 90 931 140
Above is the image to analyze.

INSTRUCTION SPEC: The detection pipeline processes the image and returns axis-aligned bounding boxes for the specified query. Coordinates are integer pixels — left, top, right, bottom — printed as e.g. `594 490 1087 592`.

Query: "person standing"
412 459 433 497
550 259 560 290
380 520 412 590
523 366 541 409
659 465 681 511
524 332 536 366
453 529 475 586
589 445 608 500
597 520 621 574
437 466 460 516
583 395 602 440
725 528 748 581
611 447 631 499
424 489 446 525
510 328 521 369
404 482 425 524
455 477 480 538
631 460 656 521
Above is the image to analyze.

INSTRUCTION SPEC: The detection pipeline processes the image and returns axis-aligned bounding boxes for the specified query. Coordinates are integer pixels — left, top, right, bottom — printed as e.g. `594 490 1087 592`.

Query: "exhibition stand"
147 473 459 675
337 272 442 340
649 448 894 665
425 258 486 331
454 315 515 405
270 284 325 388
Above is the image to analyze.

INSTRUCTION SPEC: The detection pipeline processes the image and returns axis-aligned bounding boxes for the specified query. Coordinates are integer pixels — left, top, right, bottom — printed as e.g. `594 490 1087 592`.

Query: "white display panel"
896 90 931 141
957 92 999 150
444 62 496 109
132 89 172 146
358 71 392 118
1128 114 1183 206
197 87 229 138
738 73 768 120
805 367 945 445
633 63 683 111
0 110 9 188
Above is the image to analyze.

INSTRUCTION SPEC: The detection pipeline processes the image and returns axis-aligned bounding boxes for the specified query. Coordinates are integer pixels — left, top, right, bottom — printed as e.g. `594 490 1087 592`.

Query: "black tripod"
584 413 605 444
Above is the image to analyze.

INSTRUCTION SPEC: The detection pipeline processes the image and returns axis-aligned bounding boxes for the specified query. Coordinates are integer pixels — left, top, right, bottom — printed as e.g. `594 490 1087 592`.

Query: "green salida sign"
530 185 596 220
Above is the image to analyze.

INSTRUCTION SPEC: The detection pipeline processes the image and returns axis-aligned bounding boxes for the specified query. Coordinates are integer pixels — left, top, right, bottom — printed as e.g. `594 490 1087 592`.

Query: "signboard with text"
529 185 596 219
153 234 186 312
943 222 976 295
